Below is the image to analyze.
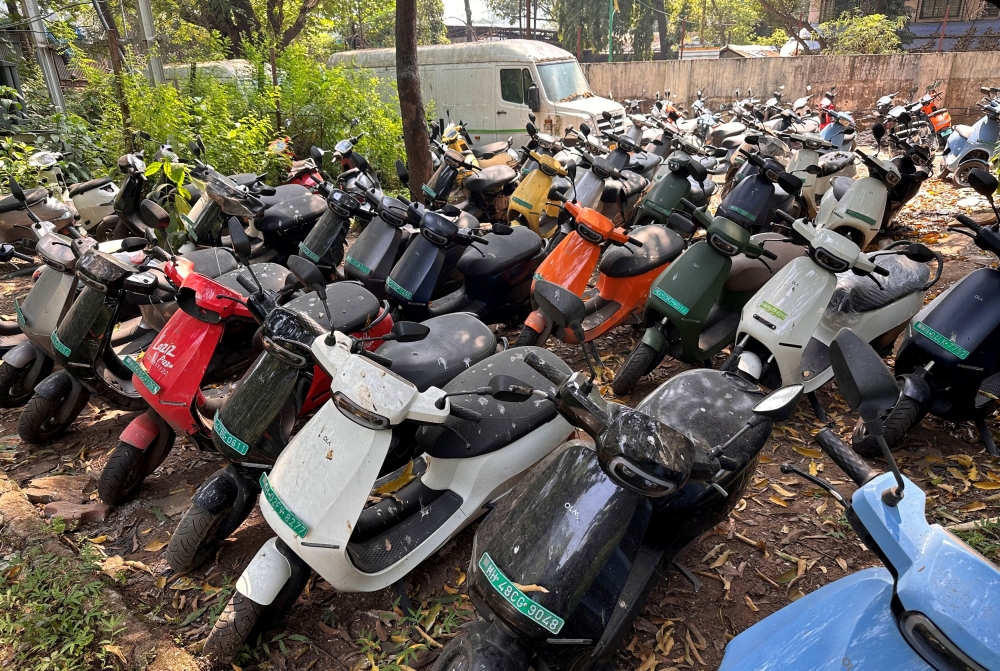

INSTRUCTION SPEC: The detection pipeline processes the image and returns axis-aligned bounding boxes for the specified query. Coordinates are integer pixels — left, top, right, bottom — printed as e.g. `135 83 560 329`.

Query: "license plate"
260 473 308 538
214 411 249 456
913 321 969 360
297 241 320 262
653 287 689 316
941 129 953 137
50 331 71 357
123 355 161 394
478 552 564 634
14 299 24 327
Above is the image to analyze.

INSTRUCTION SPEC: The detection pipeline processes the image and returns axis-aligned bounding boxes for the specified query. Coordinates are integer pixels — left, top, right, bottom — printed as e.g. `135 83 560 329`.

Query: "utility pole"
22 0 65 110
525 0 532 39
135 0 164 84
608 0 616 62
679 20 686 60
576 25 582 60
938 2 950 52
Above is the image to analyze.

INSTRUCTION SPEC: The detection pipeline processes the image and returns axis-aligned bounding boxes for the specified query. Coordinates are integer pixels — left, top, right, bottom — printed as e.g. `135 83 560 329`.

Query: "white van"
328 40 625 148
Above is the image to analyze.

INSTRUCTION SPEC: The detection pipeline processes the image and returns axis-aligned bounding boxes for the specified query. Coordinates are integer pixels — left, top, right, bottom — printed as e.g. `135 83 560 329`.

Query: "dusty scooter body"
631 134 721 228
718 139 806 232
29 149 120 230
941 87 1000 188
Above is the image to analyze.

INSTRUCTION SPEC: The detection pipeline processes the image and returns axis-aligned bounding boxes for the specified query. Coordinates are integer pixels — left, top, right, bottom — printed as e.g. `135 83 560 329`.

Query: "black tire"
612 343 659 397
167 503 232 573
953 159 990 190
0 361 35 408
851 394 927 458
513 325 545 348
98 425 176 505
202 592 265 668
18 392 82 444
432 621 530 671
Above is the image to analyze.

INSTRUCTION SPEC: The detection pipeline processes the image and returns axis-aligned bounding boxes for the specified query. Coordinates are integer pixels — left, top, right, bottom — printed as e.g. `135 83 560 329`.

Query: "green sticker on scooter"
14 299 24 327
913 321 969 360
652 287 689 316
260 473 308 538
123 355 161 394
386 278 413 301
845 209 876 226
729 205 757 222
297 242 320 262
50 331 71 357
214 411 249 455
758 301 787 321
511 196 533 210
479 552 564 634
346 255 372 276
647 201 672 217
533 271 544 282
422 185 437 200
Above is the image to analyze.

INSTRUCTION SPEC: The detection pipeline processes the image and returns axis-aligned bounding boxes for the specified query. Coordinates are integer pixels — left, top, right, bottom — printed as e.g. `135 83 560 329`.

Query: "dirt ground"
1 175 999 671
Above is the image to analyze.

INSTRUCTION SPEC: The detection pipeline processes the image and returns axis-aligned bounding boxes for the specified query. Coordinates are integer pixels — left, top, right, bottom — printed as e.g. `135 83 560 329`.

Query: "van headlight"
899 611 986 671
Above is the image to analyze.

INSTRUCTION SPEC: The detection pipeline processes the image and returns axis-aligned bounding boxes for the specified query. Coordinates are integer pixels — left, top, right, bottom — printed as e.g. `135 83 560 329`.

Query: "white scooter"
724 213 942 420
782 132 855 217
202 262 574 666
29 150 119 230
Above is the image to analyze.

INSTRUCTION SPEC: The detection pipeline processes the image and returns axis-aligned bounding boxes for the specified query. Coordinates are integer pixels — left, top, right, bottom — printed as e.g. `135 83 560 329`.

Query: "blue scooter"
720 327 1000 671
941 87 1000 189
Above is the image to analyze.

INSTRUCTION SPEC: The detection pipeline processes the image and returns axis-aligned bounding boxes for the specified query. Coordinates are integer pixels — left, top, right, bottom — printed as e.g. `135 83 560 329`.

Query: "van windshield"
537 61 594 103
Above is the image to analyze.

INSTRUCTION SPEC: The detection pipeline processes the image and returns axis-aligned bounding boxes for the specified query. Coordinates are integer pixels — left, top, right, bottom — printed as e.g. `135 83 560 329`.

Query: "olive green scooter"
612 202 804 396
630 137 723 229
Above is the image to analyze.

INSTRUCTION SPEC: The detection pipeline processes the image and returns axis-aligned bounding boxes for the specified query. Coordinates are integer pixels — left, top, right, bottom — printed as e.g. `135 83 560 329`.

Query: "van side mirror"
395 159 409 185
526 85 541 113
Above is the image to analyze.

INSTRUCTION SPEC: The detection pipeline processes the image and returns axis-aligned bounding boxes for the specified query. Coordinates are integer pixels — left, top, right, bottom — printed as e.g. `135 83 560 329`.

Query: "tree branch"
280 0 321 47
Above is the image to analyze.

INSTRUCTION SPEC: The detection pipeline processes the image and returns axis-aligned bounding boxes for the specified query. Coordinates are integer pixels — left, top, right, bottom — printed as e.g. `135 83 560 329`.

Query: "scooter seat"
284 281 381 333
179 248 239 279
818 152 853 177
599 224 685 278
457 226 542 278
600 171 649 203
724 234 805 292
709 122 746 145
257 183 310 209
67 177 113 198
376 313 496 392
254 193 327 232
472 140 510 159
0 187 46 214
831 176 854 201
627 151 662 175
214 263 292 298
464 165 517 194
687 176 715 208
720 136 743 150
416 346 571 458
954 124 973 139
697 156 719 170
828 255 928 314
229 173 260 188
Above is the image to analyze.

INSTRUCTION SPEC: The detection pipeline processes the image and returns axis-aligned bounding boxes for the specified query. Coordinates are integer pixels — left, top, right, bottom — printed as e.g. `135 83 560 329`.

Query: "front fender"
235 537 299 606
191 466 241 513
2 341 39 368
33 369 78 400
900 373 932 408
641 325 666 353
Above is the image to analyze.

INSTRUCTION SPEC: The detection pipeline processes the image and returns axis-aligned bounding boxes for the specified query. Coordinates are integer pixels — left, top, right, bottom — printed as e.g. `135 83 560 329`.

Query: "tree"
819 11 906 54
395 0 433 202
464 0 475 40
163 0 323 57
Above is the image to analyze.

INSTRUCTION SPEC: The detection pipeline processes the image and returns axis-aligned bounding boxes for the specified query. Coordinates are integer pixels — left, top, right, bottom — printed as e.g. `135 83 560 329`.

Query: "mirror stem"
708 418 759 460
875 433 905 505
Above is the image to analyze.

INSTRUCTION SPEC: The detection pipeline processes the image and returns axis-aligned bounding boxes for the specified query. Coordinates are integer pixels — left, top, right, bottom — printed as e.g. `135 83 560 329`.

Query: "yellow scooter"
440 122 518 170
508 150 567 240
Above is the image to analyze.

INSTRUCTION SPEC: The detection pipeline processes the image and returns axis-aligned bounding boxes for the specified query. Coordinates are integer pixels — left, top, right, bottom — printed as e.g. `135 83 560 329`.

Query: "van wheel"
0 361 36 408
953 160 990 189
612 343 658 397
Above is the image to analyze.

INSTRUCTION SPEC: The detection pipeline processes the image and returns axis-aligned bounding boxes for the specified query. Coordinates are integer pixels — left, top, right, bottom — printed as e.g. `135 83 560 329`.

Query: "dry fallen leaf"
836 557 848 571
143 539 168 553
701 543 724 563
156 576 166 589
973 482 1000 490
102 645 127 664
88 535 108 544
744 595 759 612
442 583 458 595
455 567 466 586
789 589 806 601
513 583 549 594
769 495 789 508
948 467 970 482
709 549 732 569
951 454 974 468
809 461 818 477
771 484 796 498
791 445 823 459
959 501 987 512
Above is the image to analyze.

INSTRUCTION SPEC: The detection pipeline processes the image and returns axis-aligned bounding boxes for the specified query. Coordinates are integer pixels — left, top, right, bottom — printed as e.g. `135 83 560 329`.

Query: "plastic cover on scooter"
830 176 854 201
214 263 292 297
818 152 853 177
456 226 542 277
827 256 929 314
599 225 685 278
415 346 571 458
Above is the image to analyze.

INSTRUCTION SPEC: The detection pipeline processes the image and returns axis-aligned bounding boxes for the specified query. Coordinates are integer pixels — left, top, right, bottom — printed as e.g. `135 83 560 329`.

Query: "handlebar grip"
873 265 890 277
450 404 482 423
815 428 878 486
237 273 257 293
774 209 796 225
627 236 644 248
149 246 171 262
474 237 489 245
679 198 698 212
523 351 569 386
761 249 778 260
956 214 983 232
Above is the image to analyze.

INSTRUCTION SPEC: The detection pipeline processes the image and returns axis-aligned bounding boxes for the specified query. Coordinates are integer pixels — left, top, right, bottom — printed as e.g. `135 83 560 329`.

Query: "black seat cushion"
255 193 328 232
818 152 853 177
0 187 46 214
600 171 649 203
831 176 854 201
179 248 238 279
258 183 310 208
598 225 685 278
68 177 113 198
215 263 292 297
284 281 381 332
464 165 517 194
627 151 662 175
709 122 746 144
472 140 510 158
377 313 496 391
828 255 929 314
687 175 715 208
457 226 542 277
229 173 259 187
416 346 571 458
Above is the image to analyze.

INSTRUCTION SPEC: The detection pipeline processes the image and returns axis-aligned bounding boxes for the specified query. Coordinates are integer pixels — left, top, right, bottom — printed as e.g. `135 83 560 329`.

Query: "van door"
495 65 535 148
439 65 495 145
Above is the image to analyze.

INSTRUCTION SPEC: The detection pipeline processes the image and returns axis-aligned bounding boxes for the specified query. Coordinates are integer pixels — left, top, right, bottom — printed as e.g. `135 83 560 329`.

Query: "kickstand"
671 560 702 593
807 391 828 423
392 579 413 619
975 416 1000 457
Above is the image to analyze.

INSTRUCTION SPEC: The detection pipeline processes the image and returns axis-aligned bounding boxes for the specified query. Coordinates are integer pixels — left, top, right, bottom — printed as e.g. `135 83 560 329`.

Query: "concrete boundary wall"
582 52 1000 124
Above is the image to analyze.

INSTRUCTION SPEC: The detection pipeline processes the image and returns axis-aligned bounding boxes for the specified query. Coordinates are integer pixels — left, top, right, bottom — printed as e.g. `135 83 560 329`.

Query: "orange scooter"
514 187 687 347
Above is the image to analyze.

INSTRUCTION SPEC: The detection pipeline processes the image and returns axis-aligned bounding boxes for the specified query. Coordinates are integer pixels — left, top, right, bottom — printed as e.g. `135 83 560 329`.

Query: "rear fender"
2 341 38 368
235 537 306 606
120 410 165 450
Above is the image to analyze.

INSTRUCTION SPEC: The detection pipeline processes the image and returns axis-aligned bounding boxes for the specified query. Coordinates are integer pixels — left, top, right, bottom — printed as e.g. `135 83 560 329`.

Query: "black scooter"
432 281 803 671
853 168 1000 457
717 138 805 233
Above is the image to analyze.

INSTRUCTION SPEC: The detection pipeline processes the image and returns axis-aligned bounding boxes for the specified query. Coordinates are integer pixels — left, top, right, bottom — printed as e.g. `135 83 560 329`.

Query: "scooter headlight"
885 170 901 187
334 391 391 430
813 247 850 273
709 233 740 256
899 611 986 671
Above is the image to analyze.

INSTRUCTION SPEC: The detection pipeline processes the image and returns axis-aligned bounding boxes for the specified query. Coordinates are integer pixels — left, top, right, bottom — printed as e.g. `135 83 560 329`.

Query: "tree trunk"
464 0 475 41
7 0 32 60
396 0 433 202
652 0 668 59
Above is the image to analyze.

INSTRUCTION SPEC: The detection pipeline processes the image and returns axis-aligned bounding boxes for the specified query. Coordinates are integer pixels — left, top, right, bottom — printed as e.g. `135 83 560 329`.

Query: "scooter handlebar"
237 273 258 294
773 209 796 225
449 404 482 423
955 214 983 232
760 248 778 260
815 427 878 486
523 351 570 386
872 265 890 277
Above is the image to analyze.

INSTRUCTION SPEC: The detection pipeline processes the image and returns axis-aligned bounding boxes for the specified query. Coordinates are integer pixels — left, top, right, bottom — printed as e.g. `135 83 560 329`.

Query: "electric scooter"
853 169 1000 457
98 222 293 505
630 132 721 229
717 138 807 233
28 149 120 231
720 328 1000 671
941 86 1000 188
612 205 805 396
724 211 942 420
201 319 576 666
431 280 804 671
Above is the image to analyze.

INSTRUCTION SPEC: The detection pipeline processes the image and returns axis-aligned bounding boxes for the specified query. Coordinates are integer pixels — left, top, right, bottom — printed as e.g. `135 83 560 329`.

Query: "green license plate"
478 552 564 634
913 321 969 360
511 196 533 210
533 271 544 282
759 301 787 321
346 255 372 276
297 242 320 262
50 331 71 357
845 209 876 227
386 278 413 301
214 411 249 455
729 205 757 222
652 287 689 316
260 473 308 538
422 185 437 200
14 299 24 327
123 355 161 394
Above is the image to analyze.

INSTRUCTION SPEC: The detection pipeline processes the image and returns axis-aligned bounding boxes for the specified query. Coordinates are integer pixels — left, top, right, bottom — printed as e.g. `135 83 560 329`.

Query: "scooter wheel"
513 325 545 348
851 395 927 458
953 160 990 189
433 621 529 671
167 503 232 573
611 343 659 397
18 392 81 444
0 361 35 408
98 427 176 505
202 592 265 667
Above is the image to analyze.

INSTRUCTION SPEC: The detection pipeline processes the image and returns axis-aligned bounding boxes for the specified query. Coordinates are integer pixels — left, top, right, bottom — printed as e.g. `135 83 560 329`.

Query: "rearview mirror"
872 123 886 143
668 212 696 235
395 159 409 185
137 130 152 142
526 122 537 137
119 237 147 253
752 385 803 422
548 184 568 201
387 321 431 343
533 280 586 342
527 85 541 113
492 223 514 235
805 164 823 175
968 168 998 200
287 255 327 295
829 328 899 424
310 146 324 166
744 135 759 145
777 172 803 195
8 177 25 203
901 243 936 263
487 375 534 402
602 111 613 121
140 199 170 229
580 123 591 137
715 147 728 158
227 217 252 262
982 86 991 94
188 140 201 158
